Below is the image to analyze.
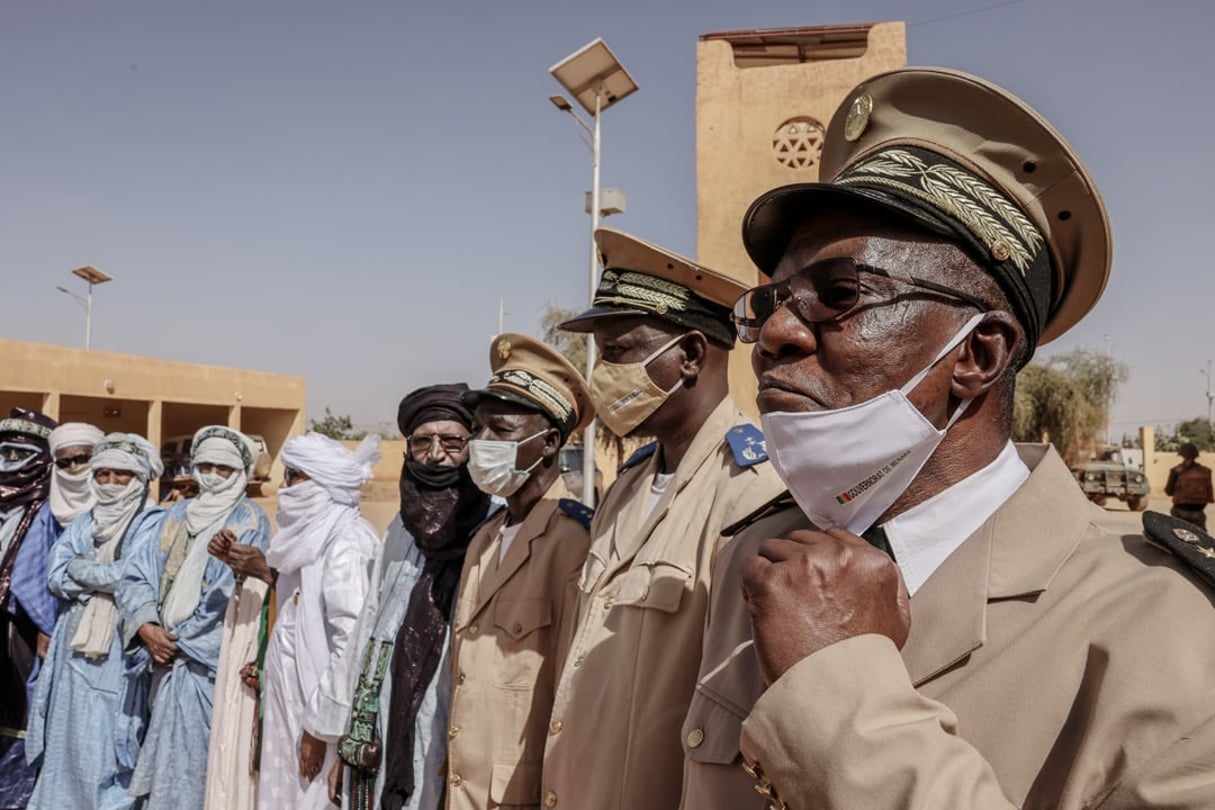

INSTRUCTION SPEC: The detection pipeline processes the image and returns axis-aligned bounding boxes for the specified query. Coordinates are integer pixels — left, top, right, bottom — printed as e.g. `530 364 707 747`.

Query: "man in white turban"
10 422 106 667
250 433 381 809
25 433 166 809
119 425 271 810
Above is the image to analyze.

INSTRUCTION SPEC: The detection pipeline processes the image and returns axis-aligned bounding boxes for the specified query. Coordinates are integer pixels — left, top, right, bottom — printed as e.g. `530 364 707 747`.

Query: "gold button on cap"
687 728 705 748
544 790 558 808
550 719 563 735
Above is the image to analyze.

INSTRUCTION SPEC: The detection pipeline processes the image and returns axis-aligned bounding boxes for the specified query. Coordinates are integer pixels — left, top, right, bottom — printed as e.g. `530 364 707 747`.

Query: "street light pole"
1202 361 1214 436
550 38 638 506
56 266 113 350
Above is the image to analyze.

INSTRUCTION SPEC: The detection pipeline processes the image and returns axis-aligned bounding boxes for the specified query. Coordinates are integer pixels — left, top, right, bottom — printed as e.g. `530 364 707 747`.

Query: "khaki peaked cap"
742 66 1113 347
559 227 748 347
462 332 593 437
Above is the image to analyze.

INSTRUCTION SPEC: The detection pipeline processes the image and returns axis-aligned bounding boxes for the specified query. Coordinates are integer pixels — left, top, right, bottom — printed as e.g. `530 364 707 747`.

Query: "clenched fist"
740 527 911 685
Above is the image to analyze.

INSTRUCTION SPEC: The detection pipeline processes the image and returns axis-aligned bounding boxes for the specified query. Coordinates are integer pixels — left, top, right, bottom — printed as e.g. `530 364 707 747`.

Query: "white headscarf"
266 433 380 710
70 433 162 659
162 426 256 630
266 433 379 574
48 423 104 525
184 426 256 535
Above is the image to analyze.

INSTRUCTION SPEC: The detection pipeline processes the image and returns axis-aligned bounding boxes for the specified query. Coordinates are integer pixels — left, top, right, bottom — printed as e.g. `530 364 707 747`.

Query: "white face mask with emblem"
759 312 984 535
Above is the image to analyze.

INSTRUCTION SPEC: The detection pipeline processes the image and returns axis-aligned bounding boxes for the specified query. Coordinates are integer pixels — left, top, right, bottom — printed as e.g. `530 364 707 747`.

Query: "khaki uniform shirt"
680 444 1215 810
541 397 784 810
445 478 591 810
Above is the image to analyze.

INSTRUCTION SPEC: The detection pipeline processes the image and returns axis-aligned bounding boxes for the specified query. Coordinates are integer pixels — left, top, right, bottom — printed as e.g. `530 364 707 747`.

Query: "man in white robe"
257 433 380 809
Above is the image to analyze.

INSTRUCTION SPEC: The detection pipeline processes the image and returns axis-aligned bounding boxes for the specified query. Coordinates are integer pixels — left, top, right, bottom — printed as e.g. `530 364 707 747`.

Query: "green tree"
1011 348 1129 462
309 407 366 440
1156 418 1215 452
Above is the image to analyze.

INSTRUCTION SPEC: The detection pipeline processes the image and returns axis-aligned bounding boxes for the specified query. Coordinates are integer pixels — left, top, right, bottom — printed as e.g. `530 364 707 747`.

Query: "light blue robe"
118 498 270 810
25 506 166 810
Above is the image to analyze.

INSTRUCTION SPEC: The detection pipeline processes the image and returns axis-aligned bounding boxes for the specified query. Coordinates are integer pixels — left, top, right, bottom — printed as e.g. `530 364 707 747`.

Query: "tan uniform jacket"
446 478 591 810
542 397 784 810
679 444 1215 810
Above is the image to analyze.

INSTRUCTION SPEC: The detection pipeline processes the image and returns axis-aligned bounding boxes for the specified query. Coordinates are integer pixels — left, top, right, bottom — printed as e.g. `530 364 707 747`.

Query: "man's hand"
740 527 911 685
327 759 343 806
300 730 326 783
239 661 259 690
219 540 274 585
137 622 179 666
207 528 236 561
36 632 51 659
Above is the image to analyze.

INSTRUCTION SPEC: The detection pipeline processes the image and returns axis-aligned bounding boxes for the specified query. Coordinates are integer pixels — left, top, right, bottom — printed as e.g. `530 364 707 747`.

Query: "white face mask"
467 429 547 498
760 313 985 535
194 471 231 493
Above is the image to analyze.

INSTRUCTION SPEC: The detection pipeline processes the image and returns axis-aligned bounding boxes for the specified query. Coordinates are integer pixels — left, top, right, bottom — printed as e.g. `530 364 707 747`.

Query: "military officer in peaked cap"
541 228 784 810
681 67 1215 809
444 333 595 810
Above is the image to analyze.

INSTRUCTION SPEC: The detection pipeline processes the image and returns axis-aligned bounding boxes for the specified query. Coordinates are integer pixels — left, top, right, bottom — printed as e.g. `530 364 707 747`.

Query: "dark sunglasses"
406 433 470 454
54 453 93 469
732 257 991 344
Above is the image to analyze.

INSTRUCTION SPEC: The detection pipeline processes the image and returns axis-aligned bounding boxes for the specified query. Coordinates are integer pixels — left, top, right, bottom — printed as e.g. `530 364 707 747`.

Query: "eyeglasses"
732 257 991 344
406 433 470 455
55 453 93 470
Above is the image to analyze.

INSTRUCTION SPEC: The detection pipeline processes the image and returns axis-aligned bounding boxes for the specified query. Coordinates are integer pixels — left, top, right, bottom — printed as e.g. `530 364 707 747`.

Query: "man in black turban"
320 384 492 810
0 407 57 808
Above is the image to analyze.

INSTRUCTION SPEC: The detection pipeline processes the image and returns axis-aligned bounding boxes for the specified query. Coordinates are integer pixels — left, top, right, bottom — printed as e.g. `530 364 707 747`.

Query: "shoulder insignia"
725 424 769 468
1143 510 1215 591
557 498 595 530
618 441 658 473
471 503 508 536
722 490 798 537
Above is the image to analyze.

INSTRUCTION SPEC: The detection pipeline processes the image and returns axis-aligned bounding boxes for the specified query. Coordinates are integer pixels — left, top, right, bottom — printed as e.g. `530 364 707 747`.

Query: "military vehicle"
1071 446 1150 511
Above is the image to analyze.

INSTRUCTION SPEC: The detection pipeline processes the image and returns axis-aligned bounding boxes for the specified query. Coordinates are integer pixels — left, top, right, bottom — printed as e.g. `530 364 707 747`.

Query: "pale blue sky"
4 0 1212 437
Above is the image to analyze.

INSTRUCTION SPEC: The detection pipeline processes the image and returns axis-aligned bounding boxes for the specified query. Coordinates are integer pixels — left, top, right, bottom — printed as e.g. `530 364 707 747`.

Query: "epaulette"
618 441 658 473
722 490 797 537
1143 511 1215 591
557 498 595 530
725 424 769 468
471 504 508 535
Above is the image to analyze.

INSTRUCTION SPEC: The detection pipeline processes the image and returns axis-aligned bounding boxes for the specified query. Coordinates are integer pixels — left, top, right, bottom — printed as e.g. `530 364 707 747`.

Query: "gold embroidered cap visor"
741 66 1112 349
461 332 594 438
559 227 747 348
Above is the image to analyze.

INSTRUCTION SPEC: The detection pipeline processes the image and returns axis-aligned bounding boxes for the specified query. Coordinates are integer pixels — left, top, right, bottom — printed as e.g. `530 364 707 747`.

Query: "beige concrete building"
0 338 305 483
696 22 907 408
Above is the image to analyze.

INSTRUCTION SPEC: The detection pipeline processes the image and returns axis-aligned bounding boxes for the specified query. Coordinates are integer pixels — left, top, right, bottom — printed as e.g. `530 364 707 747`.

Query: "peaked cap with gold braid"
560 228 747 348
742 67 1112 349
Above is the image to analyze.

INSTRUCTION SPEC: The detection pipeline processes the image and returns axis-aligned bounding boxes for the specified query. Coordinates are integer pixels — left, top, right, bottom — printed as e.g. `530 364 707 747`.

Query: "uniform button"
640 586 650 601
686 728 704 748
573 654 585 668
468 623 479 635
457 671 466 685
448 725 460 739
544 790 558 808
603 598 614 610
450 772 463 787
742 760 759 778
549 719 563 735
513 622 523 634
